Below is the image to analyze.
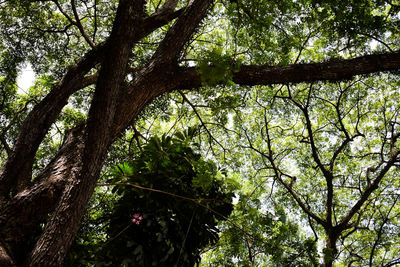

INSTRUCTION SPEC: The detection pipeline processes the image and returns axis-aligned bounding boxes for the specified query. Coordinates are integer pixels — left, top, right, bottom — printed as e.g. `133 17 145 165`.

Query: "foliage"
202 197 318 266
67 128 233 267
229 75 400 265
196 48 240 86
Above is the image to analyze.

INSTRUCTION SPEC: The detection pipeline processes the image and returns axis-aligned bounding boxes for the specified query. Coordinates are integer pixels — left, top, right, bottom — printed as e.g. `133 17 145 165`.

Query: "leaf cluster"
196 48 240 86
68 128 234 267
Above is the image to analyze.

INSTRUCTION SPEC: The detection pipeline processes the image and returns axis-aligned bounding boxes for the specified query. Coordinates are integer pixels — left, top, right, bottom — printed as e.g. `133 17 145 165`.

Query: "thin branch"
339 150 400 228
369 195 399 266
308 214 319 242
92 0 98 41
131 125 144 152
243 118 326 227
358 32 394 52
178 90 227 154
52 0 75 24
291 86 335 225
293 26 322 64
71 0 96 47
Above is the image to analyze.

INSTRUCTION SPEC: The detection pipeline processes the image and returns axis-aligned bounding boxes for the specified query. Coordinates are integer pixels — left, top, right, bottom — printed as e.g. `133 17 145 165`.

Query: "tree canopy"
1 0 400 266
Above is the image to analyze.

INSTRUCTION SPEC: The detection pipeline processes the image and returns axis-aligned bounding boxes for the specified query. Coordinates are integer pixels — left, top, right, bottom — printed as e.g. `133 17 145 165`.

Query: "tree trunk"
0 125 85 265
323 230 339 267
25 1 145 265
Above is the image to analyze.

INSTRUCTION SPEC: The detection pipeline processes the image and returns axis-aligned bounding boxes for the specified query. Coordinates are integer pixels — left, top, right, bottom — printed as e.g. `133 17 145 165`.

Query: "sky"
16 63 35 94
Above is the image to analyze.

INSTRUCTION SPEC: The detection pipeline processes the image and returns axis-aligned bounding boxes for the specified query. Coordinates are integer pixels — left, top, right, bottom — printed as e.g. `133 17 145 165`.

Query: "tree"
232 76 400 266
0 0 400 266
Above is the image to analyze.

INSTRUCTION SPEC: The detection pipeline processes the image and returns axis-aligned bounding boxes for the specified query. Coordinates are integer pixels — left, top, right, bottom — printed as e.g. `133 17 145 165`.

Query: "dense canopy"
1 0 400 266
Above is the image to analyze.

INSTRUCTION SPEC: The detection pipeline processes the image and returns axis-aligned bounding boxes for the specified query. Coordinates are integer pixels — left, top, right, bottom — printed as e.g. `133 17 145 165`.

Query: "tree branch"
150 0 214 64
26 1 147 265
339 150 400 228
112 0 215 134
174 50 400 89
293 88 335 226
242 117 326 227
178 90 226 154
0 2 185 200
0 125 85 265
0 42 107 200
369 196 399 266
328 82 364 172
71 0 96 47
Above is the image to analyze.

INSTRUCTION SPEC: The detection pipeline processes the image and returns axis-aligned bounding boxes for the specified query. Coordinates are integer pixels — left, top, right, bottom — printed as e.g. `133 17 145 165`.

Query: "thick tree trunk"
0 45 106 201
0 0 214 265
25 1 145 265
0 0 184 202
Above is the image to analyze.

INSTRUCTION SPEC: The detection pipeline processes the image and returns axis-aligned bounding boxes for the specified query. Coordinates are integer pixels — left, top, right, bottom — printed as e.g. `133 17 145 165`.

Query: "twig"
178 90 227 155
97 182 252 239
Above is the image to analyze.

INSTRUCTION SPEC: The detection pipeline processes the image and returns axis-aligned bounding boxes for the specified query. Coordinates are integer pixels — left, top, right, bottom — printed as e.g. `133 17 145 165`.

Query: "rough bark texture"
0 125 85 265
233 51 400 85
0 44 106 201
26 1 145 265
0 2 184 202
1 1 400 266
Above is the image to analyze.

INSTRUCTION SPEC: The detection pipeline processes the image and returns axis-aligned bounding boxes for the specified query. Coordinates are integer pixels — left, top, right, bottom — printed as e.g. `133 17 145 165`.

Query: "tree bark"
324 231 339 267
0 1 215 265
25 1 145 265
174 50 400 88
0 43 106 201
0 125 85 265
0 1 184 202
